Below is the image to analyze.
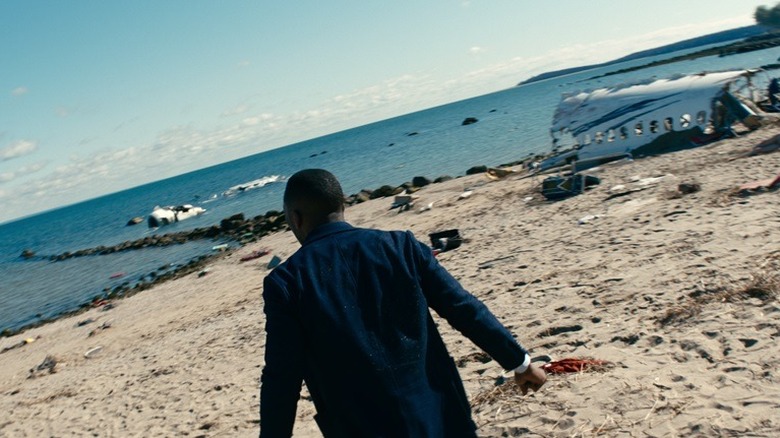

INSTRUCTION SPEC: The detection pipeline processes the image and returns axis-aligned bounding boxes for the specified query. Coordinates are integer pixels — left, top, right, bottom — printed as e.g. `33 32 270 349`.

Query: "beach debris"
418 202 435 213
485 167 516 180
458 190 473 200
461 117 479 126
267 255 282 270
84 346 103 358
541 358 612 374
76 318 95 327
541 174 600 200
88 321 112 337
28 355 58 377
429 229 462 253
212 243 229 252
147 204 206 228
578 214 600 225
198 268 211 278
523 196 534 203
678 182 701 195
632 175 666 186
126 216 143 226
391 193 418 211
1 336 40 355
240 249 270 263
738 171 780 192
604 187 648 201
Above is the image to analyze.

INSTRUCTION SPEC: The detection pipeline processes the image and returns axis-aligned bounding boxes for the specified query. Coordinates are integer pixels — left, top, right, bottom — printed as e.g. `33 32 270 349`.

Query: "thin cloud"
221 104 250 117
1 140 38 161
11 86 28 96
237 60 251 68
469 46 483 55
0 161 48 184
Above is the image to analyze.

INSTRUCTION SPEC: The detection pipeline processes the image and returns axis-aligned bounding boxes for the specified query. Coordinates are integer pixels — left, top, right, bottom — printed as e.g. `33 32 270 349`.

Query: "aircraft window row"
583 111 708 145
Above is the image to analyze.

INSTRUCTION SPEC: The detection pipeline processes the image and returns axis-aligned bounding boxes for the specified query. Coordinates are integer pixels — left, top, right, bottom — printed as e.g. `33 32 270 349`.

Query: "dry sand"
1 126 779 437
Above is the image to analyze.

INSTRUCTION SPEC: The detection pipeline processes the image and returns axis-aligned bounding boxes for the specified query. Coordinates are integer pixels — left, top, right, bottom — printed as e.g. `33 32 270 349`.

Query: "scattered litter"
84 346 103 358
485 167 516 180
609 184 626 192
604 187 648 201
678 182 701 194
578 214 599 225
100 303 116 312
28 355 58 377
429 229 462 253
76 318 95 327
1 336 41 355
267 255 282 269
635 176 666 186
197 268 210 278
523 196 534 202
541 358 611 374
738 171 780 191
240 249 270 262
212 244 229 251
418 202 435 213
458 191 473 200
391 194 418 209
88 321 112 337
542 174 600 200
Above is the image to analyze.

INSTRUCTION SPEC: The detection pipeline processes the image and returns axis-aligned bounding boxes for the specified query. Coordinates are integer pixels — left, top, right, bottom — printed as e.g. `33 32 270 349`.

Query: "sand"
1 126 779 437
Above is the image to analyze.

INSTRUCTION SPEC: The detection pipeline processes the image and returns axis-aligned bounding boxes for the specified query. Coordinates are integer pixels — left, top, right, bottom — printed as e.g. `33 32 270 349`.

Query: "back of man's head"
284 169 345 218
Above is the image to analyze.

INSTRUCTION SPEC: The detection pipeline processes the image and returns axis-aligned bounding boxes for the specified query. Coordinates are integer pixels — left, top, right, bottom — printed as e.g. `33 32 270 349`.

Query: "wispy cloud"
0 140 38 161
0 161 48 184
221 104 250 117
11 86 28 96
237 60 251 68
469 46 483 56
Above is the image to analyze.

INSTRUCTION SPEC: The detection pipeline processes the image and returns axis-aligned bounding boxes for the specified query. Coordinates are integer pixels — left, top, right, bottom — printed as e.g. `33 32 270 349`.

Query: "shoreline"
2 157 541 338
1 124 779 436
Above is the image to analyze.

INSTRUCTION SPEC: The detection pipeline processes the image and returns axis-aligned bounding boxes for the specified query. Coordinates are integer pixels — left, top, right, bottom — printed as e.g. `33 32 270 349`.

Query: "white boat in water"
540 70 768 171
147 205 205 228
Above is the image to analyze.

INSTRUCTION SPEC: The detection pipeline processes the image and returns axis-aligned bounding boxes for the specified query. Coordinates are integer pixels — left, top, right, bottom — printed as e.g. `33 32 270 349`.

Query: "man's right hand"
514 363 546 395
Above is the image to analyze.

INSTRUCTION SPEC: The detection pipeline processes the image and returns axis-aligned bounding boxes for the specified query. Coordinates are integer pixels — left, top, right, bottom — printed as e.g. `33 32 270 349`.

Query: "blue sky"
0 1 769 222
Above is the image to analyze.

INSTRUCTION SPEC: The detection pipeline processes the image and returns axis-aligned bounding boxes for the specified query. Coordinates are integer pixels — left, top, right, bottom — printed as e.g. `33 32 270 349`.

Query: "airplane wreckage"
539 69 775 173
534 70 780 200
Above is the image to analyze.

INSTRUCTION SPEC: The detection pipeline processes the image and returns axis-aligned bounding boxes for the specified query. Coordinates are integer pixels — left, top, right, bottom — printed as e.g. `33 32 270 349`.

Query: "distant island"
518 25 773 86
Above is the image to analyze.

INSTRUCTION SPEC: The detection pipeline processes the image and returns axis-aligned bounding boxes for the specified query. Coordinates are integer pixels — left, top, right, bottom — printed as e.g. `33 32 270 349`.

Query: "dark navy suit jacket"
260 222 528 437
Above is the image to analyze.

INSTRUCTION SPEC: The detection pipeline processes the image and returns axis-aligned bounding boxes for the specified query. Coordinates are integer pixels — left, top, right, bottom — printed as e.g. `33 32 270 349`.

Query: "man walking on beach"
260 169 546 437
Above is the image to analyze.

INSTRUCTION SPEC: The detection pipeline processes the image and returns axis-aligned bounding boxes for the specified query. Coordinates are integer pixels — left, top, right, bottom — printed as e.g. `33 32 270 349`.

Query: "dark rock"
412 176 431 188
433 175 454 184
20 249 35 259
678 183 701 194
370 185 397 199
406 131 419 137
465 165 488 175
461 117 479 126
126 217 144 226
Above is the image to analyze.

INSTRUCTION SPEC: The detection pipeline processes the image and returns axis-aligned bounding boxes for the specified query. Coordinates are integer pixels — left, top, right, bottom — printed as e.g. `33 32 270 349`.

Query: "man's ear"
290 208 304 230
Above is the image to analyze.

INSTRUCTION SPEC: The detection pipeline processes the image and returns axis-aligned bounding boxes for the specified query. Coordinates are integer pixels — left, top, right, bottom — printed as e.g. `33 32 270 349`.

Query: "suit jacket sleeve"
260 272 305 437
412 233 528 370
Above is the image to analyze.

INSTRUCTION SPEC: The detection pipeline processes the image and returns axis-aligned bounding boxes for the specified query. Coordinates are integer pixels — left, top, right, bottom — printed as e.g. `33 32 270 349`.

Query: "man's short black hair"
284 169 345 215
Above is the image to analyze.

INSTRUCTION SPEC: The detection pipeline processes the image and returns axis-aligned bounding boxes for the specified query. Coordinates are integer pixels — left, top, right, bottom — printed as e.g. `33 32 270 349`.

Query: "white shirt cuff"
512 354 531 374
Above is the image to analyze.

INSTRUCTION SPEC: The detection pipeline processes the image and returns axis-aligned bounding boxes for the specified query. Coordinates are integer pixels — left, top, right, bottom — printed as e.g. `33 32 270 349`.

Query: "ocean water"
2 44 780 333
